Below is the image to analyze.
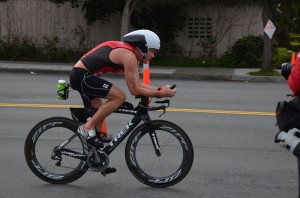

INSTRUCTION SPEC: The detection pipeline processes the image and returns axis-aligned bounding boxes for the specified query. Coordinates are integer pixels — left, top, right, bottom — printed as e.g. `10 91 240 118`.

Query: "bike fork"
149 128 162 157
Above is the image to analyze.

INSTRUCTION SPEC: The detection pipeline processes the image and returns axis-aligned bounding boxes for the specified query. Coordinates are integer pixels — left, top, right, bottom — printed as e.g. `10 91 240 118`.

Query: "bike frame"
55 97 165 161
103 108 142 155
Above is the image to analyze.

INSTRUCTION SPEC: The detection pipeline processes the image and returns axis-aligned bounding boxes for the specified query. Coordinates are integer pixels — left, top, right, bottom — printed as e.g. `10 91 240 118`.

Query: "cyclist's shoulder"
110 47 137 66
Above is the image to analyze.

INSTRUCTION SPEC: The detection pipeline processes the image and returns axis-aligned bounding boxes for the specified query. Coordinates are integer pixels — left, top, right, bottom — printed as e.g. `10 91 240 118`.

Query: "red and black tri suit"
70 41 135 100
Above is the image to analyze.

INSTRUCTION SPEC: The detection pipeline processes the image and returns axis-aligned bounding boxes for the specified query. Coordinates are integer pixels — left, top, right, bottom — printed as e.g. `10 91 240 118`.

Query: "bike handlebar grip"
170 84 176 89
149 105 166 111
153 99 170 104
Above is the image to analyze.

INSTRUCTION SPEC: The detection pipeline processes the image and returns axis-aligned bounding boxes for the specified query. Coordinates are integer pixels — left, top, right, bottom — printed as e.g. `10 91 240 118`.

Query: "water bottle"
57 79 67 100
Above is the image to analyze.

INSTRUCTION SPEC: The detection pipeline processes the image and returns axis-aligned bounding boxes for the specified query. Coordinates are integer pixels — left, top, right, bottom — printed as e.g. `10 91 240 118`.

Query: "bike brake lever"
159 107 166 117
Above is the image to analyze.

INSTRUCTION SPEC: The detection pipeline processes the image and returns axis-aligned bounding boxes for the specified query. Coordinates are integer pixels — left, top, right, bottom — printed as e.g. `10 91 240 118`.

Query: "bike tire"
24 117 87 184
125 120 194 188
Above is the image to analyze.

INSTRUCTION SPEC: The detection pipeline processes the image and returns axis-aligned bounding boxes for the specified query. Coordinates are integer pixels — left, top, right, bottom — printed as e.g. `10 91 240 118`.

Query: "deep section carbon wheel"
24 117 87 184
125 120 194 188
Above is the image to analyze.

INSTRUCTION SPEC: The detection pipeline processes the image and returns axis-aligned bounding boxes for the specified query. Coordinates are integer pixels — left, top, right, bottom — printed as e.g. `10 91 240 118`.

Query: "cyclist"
69 29 176 147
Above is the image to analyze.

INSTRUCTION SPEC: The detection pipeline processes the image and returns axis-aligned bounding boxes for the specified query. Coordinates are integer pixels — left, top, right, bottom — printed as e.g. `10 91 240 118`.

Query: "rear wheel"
24 117 88 184
125 120 194 188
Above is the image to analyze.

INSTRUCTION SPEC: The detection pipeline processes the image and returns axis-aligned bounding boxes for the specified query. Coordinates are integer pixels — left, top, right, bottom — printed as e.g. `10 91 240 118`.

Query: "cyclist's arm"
139 82 158 91
125 65 176 98
111 48 175 97
124 57 162 97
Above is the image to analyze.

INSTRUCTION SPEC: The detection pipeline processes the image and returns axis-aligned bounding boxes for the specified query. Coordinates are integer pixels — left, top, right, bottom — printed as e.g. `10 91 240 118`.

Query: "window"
187 17 212 39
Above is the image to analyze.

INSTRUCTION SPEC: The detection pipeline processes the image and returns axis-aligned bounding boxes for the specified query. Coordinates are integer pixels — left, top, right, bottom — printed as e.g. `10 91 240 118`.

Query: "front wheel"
125 120 194 188
24 117 88 184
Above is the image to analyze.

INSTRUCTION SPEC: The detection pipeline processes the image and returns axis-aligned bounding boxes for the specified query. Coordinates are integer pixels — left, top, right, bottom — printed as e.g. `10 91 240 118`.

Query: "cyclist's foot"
77 125 96 139
99 132 113 142
101 167 117 176
77 125 103 148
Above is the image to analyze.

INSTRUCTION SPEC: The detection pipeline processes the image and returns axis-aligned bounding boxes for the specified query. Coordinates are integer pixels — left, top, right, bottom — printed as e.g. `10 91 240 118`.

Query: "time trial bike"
24 83 194 188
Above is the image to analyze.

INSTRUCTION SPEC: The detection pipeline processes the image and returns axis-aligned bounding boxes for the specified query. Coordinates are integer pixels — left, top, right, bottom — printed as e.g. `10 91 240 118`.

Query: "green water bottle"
57 79 66 100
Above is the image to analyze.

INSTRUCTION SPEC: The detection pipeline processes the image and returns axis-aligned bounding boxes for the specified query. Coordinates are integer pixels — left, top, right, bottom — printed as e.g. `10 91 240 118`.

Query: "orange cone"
101 120 107 133
291 51 296 64
143 60 150 85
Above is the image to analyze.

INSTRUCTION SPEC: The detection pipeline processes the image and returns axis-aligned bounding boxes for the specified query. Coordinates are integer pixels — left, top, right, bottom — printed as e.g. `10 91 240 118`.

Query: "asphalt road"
0 72 297 198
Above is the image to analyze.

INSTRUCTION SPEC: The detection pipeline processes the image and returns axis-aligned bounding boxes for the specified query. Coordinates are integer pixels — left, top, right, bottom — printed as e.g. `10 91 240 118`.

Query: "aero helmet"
123 29 160 53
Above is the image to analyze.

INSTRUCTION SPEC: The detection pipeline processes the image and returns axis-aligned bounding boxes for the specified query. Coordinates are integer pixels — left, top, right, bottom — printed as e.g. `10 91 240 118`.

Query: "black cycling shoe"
100 133 113 142
96 132 113 143
87 136 104 149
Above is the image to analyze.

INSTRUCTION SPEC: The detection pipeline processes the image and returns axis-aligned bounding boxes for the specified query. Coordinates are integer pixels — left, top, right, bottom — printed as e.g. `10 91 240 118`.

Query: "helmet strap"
136 47 146 60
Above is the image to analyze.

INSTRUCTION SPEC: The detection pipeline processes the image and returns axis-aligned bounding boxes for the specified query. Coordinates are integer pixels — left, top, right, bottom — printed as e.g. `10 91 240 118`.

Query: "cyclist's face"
135 48 157 62
144 49 157 61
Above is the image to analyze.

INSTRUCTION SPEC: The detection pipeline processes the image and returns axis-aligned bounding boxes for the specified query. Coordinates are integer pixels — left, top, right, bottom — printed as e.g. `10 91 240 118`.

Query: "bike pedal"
55 160 62 166
101 167 117 176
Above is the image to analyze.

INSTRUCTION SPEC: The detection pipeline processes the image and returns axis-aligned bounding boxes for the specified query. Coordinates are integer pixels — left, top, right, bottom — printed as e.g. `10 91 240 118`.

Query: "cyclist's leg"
70 69 125 132
79 73 126 131
90 98 104 130
86 85 126 131
90 98 103 109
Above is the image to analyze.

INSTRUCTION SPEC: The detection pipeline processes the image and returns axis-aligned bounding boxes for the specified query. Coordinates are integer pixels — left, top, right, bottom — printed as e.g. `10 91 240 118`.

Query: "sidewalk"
0 61 284 82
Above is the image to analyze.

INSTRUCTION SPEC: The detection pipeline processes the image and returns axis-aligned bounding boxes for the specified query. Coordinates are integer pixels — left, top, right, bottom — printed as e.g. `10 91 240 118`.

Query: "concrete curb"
0 61 285 82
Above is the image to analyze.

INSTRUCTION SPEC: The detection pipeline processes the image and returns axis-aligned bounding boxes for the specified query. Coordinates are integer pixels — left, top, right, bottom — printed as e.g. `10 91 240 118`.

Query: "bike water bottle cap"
58 79 65 84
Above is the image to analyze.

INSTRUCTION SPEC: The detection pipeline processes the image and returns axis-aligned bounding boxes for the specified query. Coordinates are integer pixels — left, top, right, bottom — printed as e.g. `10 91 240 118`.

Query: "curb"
231 75 285 82
0 62 285 82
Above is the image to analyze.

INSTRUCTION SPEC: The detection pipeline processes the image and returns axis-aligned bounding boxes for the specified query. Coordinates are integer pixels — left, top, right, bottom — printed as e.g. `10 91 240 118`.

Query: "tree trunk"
120 0 136 40
261 0 273 72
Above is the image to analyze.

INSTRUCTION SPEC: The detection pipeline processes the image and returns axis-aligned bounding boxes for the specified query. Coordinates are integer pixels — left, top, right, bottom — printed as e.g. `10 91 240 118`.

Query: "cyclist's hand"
160 85 176 98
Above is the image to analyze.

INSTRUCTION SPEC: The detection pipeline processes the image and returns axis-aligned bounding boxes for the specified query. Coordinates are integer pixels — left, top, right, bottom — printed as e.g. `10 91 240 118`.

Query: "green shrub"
220 35 264 68
272 47 291 67
0 37 44 61
218 53 237 68
290 42 300 52
290 33 300 42
0 37 82 62
42 37 78 62
290 33 300 52
220 35 280 68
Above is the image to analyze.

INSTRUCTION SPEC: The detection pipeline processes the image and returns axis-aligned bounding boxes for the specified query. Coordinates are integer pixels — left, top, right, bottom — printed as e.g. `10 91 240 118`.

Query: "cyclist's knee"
116 90 126 105
108 86 126 105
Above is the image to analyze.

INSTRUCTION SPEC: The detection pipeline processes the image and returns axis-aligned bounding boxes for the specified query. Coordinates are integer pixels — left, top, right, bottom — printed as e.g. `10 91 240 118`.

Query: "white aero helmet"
123 29 160 53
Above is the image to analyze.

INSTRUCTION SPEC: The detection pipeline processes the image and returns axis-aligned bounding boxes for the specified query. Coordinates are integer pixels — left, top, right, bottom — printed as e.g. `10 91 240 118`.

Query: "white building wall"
0 0 263 57
0 0 121 49
177 4 263 57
